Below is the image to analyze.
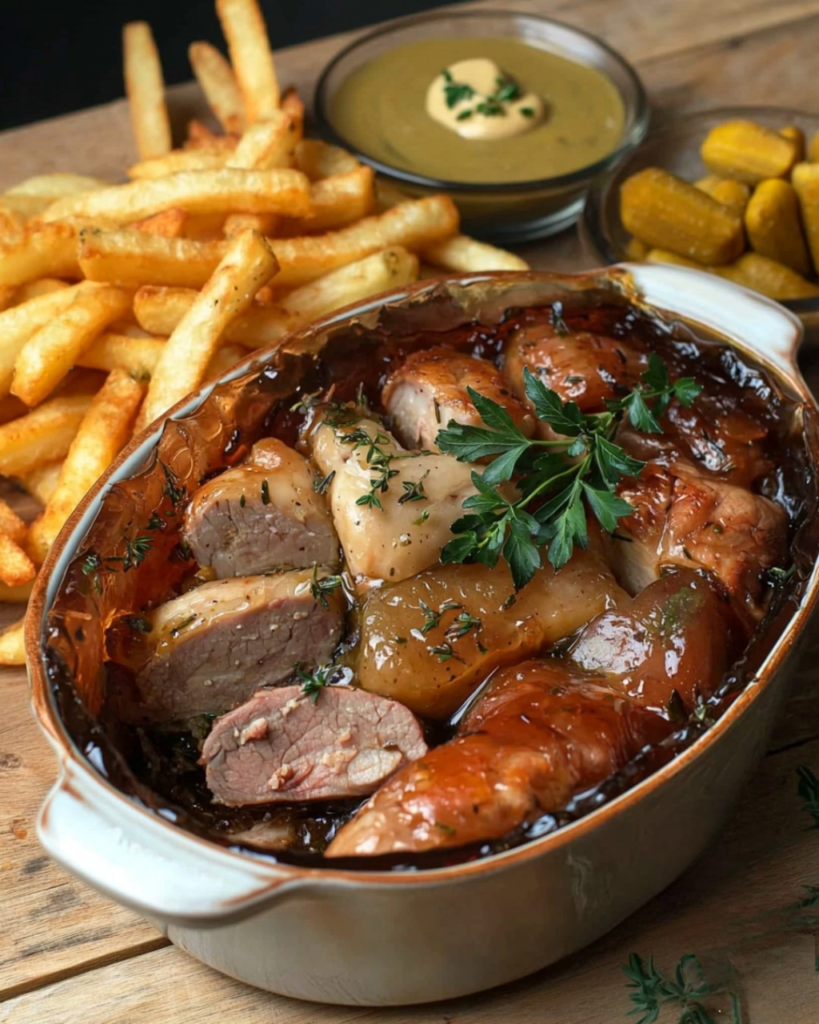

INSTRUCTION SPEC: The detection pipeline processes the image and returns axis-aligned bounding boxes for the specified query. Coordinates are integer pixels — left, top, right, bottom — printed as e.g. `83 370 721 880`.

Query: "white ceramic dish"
28 265 819 1005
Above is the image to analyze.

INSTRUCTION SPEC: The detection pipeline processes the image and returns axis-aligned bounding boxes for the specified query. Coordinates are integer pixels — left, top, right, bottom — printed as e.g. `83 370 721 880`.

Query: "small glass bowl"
314 9 649 245
581 106 819 318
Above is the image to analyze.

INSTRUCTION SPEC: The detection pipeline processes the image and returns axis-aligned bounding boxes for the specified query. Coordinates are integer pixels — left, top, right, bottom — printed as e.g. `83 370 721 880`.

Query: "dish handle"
37 758 302 928
623 262 805 379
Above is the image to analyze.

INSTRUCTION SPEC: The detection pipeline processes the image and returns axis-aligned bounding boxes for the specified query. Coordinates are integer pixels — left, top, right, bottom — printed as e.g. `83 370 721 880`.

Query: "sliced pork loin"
133 569 343 721
382 347 534 451
202 685 427 805
183 438 339 578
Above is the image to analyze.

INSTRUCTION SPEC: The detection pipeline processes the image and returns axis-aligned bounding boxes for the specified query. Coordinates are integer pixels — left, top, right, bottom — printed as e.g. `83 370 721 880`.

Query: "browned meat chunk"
202 685 427 805
570 568 746 716
609 463 787 616
326 660 667 857
503 322 647 433
183 438 338 577
133 569 343 721
382 347 534 451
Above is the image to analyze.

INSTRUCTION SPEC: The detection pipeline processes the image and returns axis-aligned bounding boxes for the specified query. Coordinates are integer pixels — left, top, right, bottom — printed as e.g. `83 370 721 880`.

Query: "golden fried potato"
188 40 245 135
215 0 280 122
0 395 92 478
0 618 25 665
123 21 172 160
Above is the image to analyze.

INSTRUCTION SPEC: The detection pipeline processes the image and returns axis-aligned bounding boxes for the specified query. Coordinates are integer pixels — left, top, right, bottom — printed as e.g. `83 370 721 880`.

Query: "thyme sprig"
436 353 701 589
296 663 333 704
309 566 343 609
622 953 738 1024
328 416 429 510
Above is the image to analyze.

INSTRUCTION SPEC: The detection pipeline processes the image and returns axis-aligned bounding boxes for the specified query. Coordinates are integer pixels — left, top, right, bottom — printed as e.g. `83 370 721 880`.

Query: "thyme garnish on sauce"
309 566 343 609
436 353 701 589
296 664 332 704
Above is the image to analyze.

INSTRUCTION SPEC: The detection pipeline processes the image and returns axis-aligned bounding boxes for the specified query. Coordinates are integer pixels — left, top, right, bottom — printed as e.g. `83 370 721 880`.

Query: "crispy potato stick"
294 139 358 181
11 284 133 406
5 173 110 199
0 284 85 396
280 246 419 318
216 0 280 122
0 581 33 603
128 149 228 180
228 111 301 171
421 234 530 272
0 209 24 239
133 247 418 346
123 21 172 160
13 279 70 302
0 223 80 287
80 229 228 288
83 197 458 290
278 166 374 235
223 212 280 238
42 168 312 224
185 120 239 151
78 332 164 379
189 41 245 134
137 230 278 429
0 287 16 313
133 285 297 347
29 369 145 562
280 90 305 131
130 208 188 238
0 394 92 478
0 618 24 665
0 194 51 219
18 460 63 506
183 213 229 241
205 342 251 380
294 140 359 181
0 532 36 586
0 498 27 545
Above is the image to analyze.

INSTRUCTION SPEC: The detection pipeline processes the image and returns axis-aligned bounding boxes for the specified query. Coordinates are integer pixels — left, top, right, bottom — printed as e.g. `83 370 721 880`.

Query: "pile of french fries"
0 0 528 666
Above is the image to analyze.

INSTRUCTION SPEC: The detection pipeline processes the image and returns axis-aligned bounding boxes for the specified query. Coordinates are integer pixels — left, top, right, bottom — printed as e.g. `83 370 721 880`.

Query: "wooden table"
1 1 819 1020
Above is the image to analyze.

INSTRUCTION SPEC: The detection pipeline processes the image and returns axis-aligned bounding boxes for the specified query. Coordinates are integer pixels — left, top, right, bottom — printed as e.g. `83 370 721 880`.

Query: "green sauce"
328 37 626 185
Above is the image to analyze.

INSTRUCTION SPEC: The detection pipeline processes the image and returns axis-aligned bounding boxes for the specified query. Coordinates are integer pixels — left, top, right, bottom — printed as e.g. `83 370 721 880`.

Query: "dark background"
0 1 457 131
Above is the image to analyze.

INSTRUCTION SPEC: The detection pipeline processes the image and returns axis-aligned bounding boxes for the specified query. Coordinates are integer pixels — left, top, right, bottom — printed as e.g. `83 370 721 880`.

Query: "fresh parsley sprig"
436 353 701 589
622 953 738 1024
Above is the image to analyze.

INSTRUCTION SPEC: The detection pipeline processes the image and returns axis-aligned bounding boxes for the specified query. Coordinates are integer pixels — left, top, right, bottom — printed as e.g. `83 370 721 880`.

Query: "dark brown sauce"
45 293 819 872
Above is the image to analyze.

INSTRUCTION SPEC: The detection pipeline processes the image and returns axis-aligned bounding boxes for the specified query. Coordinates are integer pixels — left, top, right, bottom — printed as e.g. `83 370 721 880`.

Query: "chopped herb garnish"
622 953 736 1024
493 75 522 103
290 388 322 413
419 599 462 636
430 642 461 663
172 614 197 636
123 615 152 634
313 470 336 495
296 663 333 704
520 106 535 118
456 109 473 121
239 494 246 508
445 610 482 641
767 564 796 584
121 535 152 571
309 566 343 609
797 765 819 829
397 471 430 505
436 354 701 589
413 509 430 525
147 512 165 531
435 822 456 836
260 479 271 505
443 78 476 109
159 460 186 508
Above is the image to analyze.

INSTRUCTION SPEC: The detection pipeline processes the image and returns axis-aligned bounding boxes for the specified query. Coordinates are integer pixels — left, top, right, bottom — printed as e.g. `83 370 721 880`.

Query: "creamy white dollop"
425 57 544 140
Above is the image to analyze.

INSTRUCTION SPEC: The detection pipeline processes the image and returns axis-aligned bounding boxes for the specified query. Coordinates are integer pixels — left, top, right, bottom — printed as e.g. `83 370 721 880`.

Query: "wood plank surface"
1 0 819 1019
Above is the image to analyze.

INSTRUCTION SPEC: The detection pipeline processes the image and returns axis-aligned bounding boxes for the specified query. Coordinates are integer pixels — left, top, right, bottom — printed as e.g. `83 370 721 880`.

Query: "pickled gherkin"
620 168 744 266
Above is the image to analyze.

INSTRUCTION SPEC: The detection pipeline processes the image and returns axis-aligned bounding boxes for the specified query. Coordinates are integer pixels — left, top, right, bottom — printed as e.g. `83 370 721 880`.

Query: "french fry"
130 208 188 238
5 173 110 199
189 41 246 135
280 90 305 135
123 21 172 160
128 149 228 179
223 213 280 238
294 140 359 181
137 229 279 429
0 581 33 603
227 111 301 170
0 396 27 426
421 234 529 273
0 287 16 312
28 369 146 562
42 168 312 224
205 342 251 380
0 498 27 545
11 283 133 407
12 279 71 302
0 619 25 665
80 229 228 288
0 284 86 396
0 194 51 219
77 332 165 379
0 533 36 586
18 461 63 506
185 120 239 152
216 0 280 122
0 394 92 478
0 209 25 240
278 166 375 235
0 223 80 287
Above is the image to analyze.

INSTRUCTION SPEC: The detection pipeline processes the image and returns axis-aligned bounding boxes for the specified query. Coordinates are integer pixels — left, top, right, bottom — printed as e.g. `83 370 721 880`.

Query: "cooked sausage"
132 569 343 721
183 438 339 577
382 347 534 451
202 684 427 805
